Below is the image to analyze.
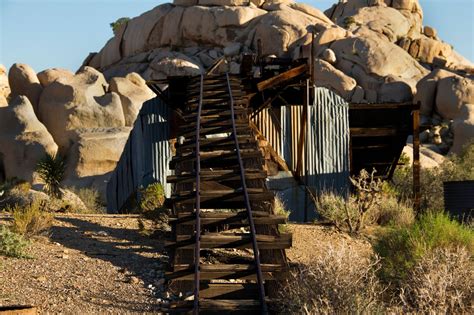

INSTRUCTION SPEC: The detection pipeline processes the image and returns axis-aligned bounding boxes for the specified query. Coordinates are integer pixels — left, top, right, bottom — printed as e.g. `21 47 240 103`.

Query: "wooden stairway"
164 74 291 314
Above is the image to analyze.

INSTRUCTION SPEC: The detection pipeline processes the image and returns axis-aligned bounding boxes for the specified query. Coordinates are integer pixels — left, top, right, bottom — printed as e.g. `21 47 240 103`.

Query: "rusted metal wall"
106 98 171 213
252 87 350 221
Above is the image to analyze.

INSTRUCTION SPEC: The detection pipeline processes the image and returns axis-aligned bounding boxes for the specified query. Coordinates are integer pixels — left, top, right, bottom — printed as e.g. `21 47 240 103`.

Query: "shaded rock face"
0 64 10 101
0 96 58 183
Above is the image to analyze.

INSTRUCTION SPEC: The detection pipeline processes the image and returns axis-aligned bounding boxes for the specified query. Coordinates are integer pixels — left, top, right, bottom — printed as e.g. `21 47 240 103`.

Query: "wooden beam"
413 108 421 215
349 103 419 110
350 127 411 137
257 64 308 92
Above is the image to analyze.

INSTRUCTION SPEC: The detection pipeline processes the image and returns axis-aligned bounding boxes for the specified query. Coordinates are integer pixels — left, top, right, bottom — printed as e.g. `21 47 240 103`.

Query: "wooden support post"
413 108 421 214
310 31 315 85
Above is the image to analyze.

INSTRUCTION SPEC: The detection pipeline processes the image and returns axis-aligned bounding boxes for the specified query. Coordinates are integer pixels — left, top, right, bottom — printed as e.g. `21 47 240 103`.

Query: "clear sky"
1 0 473 73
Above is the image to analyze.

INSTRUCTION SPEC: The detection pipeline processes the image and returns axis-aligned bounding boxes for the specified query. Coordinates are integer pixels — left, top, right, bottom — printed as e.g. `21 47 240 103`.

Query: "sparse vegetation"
36 153 66 199
0 225 30 258
278 243 385 314
344 16 356 29
110 17 130 34
67 186 105 214
274 197 290 233
137 183 170 232
10 201 53 238
374 212 473 283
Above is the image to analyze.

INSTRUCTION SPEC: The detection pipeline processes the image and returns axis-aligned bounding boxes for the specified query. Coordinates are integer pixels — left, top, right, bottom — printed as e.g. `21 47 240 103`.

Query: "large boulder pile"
0 63 154 197
81 0 473 154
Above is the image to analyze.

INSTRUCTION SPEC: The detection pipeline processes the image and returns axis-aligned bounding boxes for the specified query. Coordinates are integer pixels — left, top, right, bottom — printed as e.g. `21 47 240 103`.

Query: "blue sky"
1 0 473 73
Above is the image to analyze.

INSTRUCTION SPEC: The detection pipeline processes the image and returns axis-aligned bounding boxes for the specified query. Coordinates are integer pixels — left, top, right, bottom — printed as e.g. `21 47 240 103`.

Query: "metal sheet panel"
444 181 474 219
305 87 350 196
106 97 171 213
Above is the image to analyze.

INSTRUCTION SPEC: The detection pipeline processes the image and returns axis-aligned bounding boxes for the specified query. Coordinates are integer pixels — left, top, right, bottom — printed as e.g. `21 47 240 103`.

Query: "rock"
321 48 337 64
414 69 457 116
378 78 413 103
0 96 58 183
8 63 43 113
37 68 74 87
423 26 437 38
435 76 474 119
351 85 365 103
402 144 446 168
38 67 125 151
109 73 155 126
313 59 357 99
314 26 349 47
223 42 242 57
451 104 474 154
0 95 7 107
0 64 10 100
214 6 266 27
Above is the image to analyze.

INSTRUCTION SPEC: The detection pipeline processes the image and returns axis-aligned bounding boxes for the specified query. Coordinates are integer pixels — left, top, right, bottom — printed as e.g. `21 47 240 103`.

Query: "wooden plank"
349 102 419 110
166 233 292 250
167 299 262 312
257 64 308 92
167 263 285 280
167 170 267 183
169 212 287 226
350 127 411 137
199 283 258 299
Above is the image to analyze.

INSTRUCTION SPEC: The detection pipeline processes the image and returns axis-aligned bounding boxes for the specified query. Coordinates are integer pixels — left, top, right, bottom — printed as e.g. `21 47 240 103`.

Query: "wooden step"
176 137 257 154
199 283 258 299
178 135 254 147
165 233 292 250
186 99 247 108
182 108 248 121
180 120 249 134
170 150 262 168
166 299 264 312
167 263 285 280
168 190 274 208
167 169 266 184
169 211 286 226
178 124 250 138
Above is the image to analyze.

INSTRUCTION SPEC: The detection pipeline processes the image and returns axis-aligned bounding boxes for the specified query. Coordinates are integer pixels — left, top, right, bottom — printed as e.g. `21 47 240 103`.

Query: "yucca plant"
36 153 66 199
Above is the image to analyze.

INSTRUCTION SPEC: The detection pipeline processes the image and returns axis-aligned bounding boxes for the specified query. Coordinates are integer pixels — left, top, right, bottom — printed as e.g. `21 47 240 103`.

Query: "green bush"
374 212 474 282
138 183 170 231
375 197 415 227
0 225 30 258
110 17 130 34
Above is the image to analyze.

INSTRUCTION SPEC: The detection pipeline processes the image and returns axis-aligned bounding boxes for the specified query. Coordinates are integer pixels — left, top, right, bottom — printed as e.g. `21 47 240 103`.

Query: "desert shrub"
375 197 415 227
110 17 130 34
138 183 170 230
274 197 290 233
277 243 385 314
0 225 30 258
36 153 66 198
318 169 382 233
374 212 474 282
398 247 473 313
392 142 474 212
11 201 53 238
67 186 105 214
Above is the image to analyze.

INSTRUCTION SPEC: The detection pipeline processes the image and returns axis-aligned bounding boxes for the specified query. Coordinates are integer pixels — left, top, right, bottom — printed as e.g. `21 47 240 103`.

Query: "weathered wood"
167 263 285 280
257 64 308 92
169 212 287 226
167 170 267 183
350 127 411 137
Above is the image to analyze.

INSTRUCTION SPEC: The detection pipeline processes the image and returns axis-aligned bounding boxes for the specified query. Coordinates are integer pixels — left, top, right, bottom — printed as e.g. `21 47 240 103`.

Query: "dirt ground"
1 215 372 314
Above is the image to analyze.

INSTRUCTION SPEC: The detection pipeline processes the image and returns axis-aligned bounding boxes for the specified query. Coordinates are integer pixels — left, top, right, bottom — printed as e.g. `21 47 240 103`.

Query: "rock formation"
0 96 58 183
1 0 473 202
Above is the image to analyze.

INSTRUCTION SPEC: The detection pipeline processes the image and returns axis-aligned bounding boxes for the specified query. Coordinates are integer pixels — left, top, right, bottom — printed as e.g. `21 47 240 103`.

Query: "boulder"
313 59 357 99
0 96 58 183
37 68 74 87
378 77 413 102
451 104 474 154
8 63 43 113
402 144 445 168
38 67 125 152
0 64 10 100
414 69 456 116
423 26 437 38
435 76 474 119
109 73 156 126
321 48 337 64
149 51 203 77
213 6 266 27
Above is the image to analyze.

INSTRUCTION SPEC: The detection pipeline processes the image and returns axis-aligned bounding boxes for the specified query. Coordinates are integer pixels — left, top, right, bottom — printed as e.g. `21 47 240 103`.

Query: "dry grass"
375 197 415 227
399 247 473 313
11 201 53 238
278 243 385 314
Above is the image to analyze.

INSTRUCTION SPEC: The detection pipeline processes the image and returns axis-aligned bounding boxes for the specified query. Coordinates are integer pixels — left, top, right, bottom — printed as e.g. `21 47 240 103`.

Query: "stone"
38 67 125 152
451 104 474 154
402 144 445 168
224 42 242 57
173 0 197 5
435 75 474 120
63 127 132 196
0 95 7 107
214 6 266 27
0 96 58 183
414 69 456 116
109 73 155 126
378 78 413 103
321 48 337 64
351 85 365 103
423 26 437 38
8 63 43 114
313 59 357 99
149 52 203 77
314 26 349 47
0 64 10 100
37 68 74 87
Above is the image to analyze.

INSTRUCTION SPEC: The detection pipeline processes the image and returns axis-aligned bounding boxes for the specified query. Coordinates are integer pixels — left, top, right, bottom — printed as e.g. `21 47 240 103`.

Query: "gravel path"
0 214 168 314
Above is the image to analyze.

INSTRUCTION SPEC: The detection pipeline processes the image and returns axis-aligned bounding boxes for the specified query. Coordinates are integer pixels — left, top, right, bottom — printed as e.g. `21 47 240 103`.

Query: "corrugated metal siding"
444 181 474 219
106 98 171 213
305 87 350 196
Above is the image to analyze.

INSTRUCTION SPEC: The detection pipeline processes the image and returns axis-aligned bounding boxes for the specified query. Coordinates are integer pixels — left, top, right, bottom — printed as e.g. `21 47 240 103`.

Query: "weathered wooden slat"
257 64 308 92
167 170 267 183
169 211 286 226
167 299 263 312
169 191 275 206
166 263 285 280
